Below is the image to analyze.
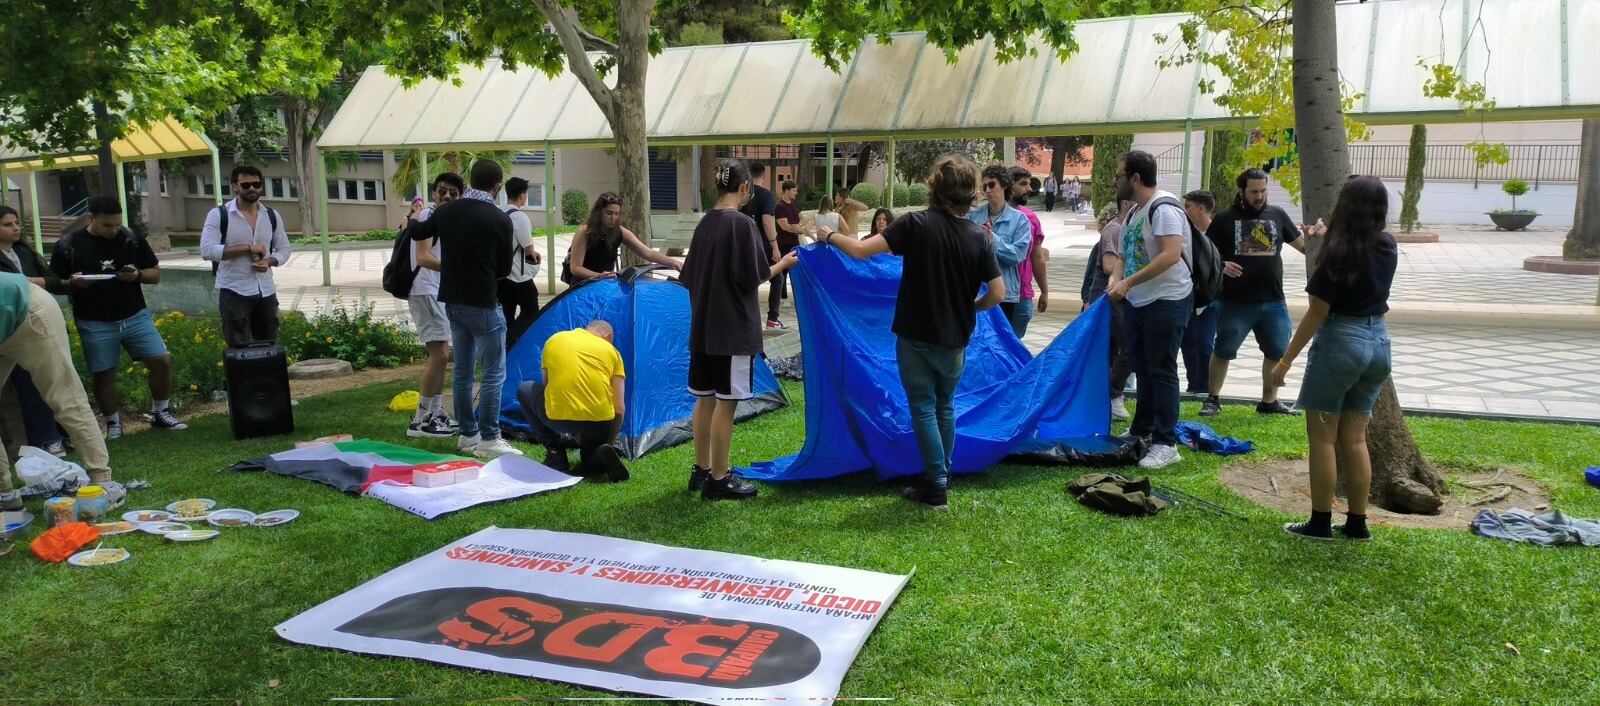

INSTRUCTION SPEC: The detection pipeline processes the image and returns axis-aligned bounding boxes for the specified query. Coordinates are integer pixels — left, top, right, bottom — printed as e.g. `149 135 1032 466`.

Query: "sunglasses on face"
235 181 264 190
983 182 1001 190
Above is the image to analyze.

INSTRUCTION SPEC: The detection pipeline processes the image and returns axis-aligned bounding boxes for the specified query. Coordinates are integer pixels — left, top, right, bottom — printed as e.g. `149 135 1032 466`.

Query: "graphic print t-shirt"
1206 205 1301 303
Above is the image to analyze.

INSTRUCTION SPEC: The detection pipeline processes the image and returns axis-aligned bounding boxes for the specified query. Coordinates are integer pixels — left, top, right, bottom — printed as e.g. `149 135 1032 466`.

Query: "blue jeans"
1123 295 1192 446
1213 299 1292 361
75 309 169 374
7 369 62 446
1001 299 1035 338
896 337 965 491
1181 302 1220 392
1299 315 1391 414
446 304 508 440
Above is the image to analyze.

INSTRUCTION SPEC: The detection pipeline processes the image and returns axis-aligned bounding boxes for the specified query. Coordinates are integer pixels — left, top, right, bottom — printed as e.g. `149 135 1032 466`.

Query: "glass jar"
44 497 78 528
74 486 110 526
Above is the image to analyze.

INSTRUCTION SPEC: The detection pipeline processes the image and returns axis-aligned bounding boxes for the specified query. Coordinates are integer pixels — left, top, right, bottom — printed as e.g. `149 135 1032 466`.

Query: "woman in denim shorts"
1271 177 1398 542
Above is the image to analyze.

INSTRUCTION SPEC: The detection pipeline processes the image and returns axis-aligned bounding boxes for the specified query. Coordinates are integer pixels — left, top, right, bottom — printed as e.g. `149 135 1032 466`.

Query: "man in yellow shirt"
516 320 628 482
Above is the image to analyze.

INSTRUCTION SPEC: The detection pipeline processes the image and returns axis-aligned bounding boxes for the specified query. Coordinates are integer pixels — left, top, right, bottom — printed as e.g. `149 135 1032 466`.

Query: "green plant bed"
2 385 1597 703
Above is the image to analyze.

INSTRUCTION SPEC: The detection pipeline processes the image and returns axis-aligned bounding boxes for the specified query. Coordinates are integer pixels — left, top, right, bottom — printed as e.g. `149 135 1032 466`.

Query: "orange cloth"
30 522 100 563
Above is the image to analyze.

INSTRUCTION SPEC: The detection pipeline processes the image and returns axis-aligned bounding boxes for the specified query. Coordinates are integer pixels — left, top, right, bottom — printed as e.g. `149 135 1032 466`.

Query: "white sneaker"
456 434 480 452
474 437 525 459
1138 444 1182 469
1111 396 1131 421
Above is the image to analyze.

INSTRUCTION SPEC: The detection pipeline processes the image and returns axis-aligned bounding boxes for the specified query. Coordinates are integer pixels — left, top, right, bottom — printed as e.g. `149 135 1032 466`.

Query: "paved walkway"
162 220 1600 424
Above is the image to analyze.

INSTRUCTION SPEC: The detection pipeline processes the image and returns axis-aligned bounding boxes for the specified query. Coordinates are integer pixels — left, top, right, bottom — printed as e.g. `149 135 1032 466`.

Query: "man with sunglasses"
968 165 1033 338
201 165 291 348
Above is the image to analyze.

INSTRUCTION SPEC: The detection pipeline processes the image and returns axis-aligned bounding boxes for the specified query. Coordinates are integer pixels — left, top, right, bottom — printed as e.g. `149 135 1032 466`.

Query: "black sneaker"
542 449 571 473
148 409 188 431
1283 521 1335 541
593 445 630 483
689 465 710 492
1333 523 1373 542
701 473 758 501
1257 400 1301 416
902 483 949 510
407 416 454 438
1199 397 1222 417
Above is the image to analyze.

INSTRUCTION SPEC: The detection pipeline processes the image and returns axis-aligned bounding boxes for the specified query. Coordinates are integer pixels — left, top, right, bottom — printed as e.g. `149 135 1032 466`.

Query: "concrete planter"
1488 212 1539 231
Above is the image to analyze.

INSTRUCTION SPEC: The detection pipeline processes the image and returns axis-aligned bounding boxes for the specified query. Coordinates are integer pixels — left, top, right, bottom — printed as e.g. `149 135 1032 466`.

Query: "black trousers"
498 278 540 349
219 289 280 348
1044 193 1056 212
767 243 797 322
517 381 618 465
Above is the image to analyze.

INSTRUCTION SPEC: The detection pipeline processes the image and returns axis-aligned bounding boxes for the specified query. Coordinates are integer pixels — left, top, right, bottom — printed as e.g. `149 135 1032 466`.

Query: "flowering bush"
65 304 420 412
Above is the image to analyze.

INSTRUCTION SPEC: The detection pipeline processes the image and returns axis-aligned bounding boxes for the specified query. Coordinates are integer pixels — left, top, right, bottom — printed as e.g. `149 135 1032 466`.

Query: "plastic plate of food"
252 509 299 527
166 499 216 521
138 521 191 536
93 520 140 536
68 547 130 566
165 529 220 542
123 509 173 523
206 509 257 528
77 274 116 281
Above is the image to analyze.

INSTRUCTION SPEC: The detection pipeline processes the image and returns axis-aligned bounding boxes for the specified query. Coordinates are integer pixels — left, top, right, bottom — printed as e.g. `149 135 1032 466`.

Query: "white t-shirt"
814 211 841 237
409 206 441 298
1121 190 1193 308
504 208 536 283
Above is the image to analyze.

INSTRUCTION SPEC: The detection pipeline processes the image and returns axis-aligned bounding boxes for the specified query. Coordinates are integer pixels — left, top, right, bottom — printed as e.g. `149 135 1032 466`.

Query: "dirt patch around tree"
1220 459 1551 531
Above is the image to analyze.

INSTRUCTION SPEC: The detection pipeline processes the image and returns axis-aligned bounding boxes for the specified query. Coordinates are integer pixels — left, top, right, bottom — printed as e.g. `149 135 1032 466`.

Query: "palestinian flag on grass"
225 440 481 494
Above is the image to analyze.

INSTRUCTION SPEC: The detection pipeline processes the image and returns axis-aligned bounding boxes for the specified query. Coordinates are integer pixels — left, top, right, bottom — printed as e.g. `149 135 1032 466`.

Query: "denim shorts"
1297 314 1391 414
75 309 169 374
1213 299 1292 361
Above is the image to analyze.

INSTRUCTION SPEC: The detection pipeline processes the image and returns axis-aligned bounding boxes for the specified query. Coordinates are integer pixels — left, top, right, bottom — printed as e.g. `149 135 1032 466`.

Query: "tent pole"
318 151 332 287
115 162 129 219
545 142 556 294
27 171 43 256
1180 119 1194 195
886 139 896 209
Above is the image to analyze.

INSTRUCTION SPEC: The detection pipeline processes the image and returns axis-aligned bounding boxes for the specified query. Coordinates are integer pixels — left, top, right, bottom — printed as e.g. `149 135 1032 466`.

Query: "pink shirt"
1015 206 1044 301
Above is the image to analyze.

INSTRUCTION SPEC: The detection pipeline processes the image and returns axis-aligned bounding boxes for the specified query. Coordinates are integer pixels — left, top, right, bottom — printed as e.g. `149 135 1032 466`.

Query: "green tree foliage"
1501 179 1530 212
908 183 930 207
562 188 591 226
892 139 996 185
390 151 518 201
657 0 795 44
851 183 881 209
1204 129 1247 210
673 22 726 47
1090 134 1133 212
1399 125 1427 233
892 184 911 208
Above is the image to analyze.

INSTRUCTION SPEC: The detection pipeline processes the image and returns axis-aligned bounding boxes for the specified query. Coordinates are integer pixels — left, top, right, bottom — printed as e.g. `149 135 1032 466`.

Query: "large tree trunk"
798 143 816 196
1048 137 1068 186
612 0 654 266
285 99 320 237
1565 118 1600 261
92 99 117 199
1399 125 1426 234
1292 0 1443 514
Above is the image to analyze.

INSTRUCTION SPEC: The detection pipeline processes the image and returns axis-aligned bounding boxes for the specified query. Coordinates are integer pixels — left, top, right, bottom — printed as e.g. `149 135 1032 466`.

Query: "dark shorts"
688 352 755 401
1213 299 1292 361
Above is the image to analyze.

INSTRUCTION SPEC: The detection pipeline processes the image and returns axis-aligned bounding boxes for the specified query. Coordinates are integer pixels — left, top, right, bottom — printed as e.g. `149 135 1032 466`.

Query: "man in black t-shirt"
819 154 1003 511
1200 169 1307 417
408 160 522 460
768 180 805 327
740 162 780 269
50 197 186 439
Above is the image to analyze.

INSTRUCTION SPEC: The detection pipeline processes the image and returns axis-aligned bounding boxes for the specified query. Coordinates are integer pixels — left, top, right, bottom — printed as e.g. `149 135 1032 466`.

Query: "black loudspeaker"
224 344 294 439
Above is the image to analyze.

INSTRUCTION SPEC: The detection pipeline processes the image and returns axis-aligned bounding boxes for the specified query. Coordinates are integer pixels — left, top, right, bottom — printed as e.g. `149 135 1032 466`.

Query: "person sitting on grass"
517 320 629 483
1272 176 1397 542
816 154 1004 511
562 192 681 283
682 159 800 501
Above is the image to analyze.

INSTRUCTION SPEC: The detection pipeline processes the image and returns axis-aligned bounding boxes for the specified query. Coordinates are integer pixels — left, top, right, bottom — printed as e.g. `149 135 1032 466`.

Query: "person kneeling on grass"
517 321 629 483
818 154 1004 511
1272 176 1397 542
682 159 800 502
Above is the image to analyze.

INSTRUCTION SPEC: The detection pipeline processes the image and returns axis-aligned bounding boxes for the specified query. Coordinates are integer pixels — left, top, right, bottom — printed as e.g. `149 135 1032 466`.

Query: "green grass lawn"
3 380 1599 702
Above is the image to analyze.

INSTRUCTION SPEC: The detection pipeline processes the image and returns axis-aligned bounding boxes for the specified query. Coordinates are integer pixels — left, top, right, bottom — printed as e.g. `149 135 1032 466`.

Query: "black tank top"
580 227 622 274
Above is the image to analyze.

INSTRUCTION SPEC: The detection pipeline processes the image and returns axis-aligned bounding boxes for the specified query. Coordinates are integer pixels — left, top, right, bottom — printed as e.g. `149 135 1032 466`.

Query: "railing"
1346 143 1579 188
60 197 90 217
1152 144 1186 174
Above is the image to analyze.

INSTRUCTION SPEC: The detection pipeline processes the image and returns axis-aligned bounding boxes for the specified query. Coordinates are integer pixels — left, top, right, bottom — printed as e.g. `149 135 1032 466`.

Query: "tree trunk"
1205 129 1245 210
92 99 117 199
1292 0 1443 514
612 0 655 266
1048 137 1068 186
698 144 718 210
1565 118 1600 261
855 143 876 186
1399 125 1426 234
285 99 320 237
798 143 816 197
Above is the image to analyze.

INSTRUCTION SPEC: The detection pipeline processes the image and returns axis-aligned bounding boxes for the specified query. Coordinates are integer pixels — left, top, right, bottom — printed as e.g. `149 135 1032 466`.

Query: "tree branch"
530 0 615 119
576 26 618 54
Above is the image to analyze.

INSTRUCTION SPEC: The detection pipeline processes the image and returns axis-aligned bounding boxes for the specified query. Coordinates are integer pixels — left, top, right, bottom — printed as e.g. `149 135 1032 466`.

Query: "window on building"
527 184 547 209
266 177 299 200
189 175 215 196
325 178 386 203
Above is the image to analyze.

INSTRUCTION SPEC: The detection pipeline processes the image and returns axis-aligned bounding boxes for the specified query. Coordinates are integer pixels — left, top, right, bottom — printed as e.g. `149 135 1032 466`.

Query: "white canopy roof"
319 0 1600 151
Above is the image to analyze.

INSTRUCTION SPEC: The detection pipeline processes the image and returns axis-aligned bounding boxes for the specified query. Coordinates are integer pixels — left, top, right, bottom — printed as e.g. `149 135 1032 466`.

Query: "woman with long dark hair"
1271 176 1398 542
562 192 681 283
866 208 894 238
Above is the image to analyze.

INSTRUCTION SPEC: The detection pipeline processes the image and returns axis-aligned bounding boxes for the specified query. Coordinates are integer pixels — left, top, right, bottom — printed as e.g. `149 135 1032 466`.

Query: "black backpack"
381 221 422 299
1147 195 1223 309
211 204 279 275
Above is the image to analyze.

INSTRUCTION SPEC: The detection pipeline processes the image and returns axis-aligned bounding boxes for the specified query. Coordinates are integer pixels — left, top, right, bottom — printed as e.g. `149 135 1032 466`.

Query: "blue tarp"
500 271 787 459
1175 421 1256 456
741 245 1112 482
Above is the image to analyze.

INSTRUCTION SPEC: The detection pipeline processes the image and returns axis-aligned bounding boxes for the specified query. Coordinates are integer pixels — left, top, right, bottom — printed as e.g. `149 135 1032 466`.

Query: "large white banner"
276 528 909 704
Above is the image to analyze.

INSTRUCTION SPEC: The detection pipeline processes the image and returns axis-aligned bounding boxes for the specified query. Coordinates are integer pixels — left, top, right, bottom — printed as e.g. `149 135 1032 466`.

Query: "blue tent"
741 246 1112 482
500 268 787 459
